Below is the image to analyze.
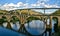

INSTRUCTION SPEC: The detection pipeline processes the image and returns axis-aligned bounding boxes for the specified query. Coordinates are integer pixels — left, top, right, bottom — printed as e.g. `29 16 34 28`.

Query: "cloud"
0 2 23 11
44 4 59 8
17 2 24 7
0 0 60 11
0 3 15 10
0 2 30 11
37 0 50 3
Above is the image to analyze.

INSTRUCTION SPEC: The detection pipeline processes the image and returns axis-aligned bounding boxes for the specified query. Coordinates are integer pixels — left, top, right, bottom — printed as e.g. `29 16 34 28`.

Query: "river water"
0 20 56 36
24 20 46 35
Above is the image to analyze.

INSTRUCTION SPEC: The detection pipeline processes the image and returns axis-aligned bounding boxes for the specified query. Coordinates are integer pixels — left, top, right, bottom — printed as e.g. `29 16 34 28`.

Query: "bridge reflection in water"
1 19 56 36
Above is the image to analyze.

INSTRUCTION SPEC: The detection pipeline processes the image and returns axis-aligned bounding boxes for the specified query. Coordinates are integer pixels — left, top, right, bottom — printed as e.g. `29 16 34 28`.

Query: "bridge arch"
0 16 8 28
52 17 58 32
10 16 21 31
25 16 42 25
26 16 41 22
52 17 58 24
24 16 46 35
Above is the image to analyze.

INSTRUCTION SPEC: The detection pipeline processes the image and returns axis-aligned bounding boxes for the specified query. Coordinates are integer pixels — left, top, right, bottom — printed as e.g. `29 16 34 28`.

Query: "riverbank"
51 27 60 36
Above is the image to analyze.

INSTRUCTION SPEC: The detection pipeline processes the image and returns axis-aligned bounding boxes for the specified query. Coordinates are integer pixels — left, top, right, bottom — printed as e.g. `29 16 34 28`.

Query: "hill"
0 9 60 16
0 10 8 14
16 9 43 15
50 9 60 15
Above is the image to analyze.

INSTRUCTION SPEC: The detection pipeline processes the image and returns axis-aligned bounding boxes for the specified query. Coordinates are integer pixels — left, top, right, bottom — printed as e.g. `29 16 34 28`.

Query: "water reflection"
3 22 7 28
43 30 51 36
10 21 20 31
24 19 57 36
52 19 57 33
24 20 46 35
2 19 57 36
47 19 50 25
0 26 26 36
52 20 56 33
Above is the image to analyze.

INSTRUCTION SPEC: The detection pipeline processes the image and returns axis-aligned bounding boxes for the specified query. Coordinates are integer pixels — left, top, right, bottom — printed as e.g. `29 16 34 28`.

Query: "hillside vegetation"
0 9 60 15
50 9 60 15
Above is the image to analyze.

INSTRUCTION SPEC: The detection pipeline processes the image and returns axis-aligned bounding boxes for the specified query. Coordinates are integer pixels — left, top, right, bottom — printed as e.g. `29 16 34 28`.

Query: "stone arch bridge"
0 14 60 28
0 8 60 35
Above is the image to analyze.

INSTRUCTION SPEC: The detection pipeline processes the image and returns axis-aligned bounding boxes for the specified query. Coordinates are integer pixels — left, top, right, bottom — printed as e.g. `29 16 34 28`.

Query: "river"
0 19 56 36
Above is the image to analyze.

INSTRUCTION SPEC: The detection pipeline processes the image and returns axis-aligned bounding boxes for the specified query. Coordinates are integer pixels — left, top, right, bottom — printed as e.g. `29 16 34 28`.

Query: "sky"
0 0 60 14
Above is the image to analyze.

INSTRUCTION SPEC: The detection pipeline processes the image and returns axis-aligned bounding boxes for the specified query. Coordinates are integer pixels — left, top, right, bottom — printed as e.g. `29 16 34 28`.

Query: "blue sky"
0 0 59 4
0 0 60 6
0 0 26 4
0 0 38 4
0 0 60 14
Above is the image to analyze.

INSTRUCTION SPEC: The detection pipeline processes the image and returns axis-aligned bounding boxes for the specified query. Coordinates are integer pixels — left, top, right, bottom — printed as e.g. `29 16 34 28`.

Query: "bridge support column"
42 16 47 29
45 17 48 29
18 24 24 31
6 22 12 29
49 16 52 29
18 24 27 33
18 15 26 32
20 15 25 24
58 17 60 27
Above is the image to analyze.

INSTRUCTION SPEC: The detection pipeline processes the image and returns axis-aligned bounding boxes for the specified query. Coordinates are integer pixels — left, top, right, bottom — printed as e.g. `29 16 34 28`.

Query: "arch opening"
24 16 46 35
1 16 8 28
10 16 20 31
52 17 58 33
